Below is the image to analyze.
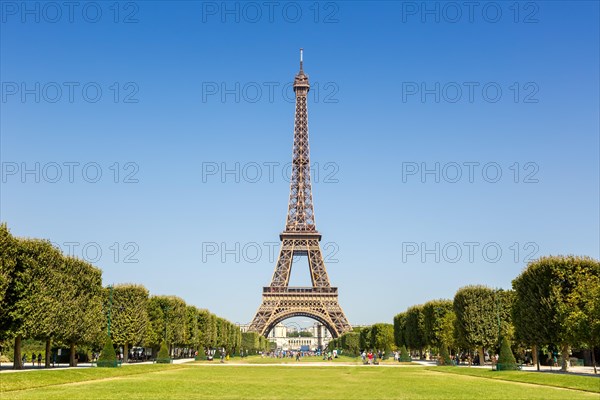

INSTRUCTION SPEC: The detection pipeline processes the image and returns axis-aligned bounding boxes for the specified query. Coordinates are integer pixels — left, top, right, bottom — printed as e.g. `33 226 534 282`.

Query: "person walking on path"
31 352 36 367
37 353 42 367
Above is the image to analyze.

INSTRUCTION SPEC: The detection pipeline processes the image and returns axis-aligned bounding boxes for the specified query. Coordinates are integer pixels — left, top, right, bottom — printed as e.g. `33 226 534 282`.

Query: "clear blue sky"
1 1 598 326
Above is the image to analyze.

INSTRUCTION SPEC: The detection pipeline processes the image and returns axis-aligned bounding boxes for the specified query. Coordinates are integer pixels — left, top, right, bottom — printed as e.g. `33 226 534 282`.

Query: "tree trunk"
533 344 539 371
560 344 569 372
591 347 597 374
69 342 76 367
45 339 51 368
123 343 129 363
13 334 22 370
478 347 485 366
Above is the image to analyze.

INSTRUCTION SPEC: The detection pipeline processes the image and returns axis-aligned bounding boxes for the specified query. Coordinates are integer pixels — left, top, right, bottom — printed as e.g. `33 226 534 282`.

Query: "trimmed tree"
399 345 411 362
186 306 201 356
242 331 260 354
512 263 550 370
216 318 227 349
19 239 65 368
0 236 64 369
0 229 25 369
198 310 217 351
145 296 166 352
423 299 453 348
149 295 186 355
453 285 498 365
564 272 600 374
497 336 518 370
341 332 360 356
512 256 600 372
156 341 171 363
55 256 104 367
0 224 17 367
405 305 426 357
393 312 407 348
0 224 18 331
493 289 515 349
423 299 455 359
370 323 395 354
439 310 457 355
110 284 149 363
166 297 187 351
232 325 241 355
97 336 118 367
438 344 453 366
359 327 372 350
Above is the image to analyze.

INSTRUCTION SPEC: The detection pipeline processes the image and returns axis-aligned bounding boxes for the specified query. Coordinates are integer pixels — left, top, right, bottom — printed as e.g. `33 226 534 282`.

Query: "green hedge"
97 337 119 368
437 345 453 366
155 341 172 364
496 337 518 371
399 345 412 362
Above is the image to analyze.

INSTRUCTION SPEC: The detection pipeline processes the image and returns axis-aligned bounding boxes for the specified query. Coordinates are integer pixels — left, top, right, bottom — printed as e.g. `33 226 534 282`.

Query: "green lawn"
201 355 413 365
429 366 600 393
207 355 361 364
1 364 598 399
0 364 180 392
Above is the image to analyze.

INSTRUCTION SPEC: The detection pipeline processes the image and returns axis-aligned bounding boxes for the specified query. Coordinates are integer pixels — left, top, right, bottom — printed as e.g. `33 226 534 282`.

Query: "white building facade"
240 322 333 351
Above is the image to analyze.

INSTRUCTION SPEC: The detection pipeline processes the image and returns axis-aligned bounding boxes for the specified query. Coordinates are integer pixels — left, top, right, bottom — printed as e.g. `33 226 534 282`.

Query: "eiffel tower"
248 50 351 338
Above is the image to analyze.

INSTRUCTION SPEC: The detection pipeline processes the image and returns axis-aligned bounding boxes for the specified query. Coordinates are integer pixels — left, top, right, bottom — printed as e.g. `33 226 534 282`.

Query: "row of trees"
241 331 272 354
111 286 242 362
393 289 512 364
329 323 395 356
393 256 599 372
0 224 243 369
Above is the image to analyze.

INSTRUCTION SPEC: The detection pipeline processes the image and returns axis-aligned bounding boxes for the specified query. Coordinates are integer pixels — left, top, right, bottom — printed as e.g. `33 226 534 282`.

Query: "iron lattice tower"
248 50 352 338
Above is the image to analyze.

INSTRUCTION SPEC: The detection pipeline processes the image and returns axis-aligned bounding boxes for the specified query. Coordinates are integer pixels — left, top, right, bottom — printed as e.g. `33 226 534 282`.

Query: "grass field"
1 362 598 399
203 355 408 365
428 366 600 393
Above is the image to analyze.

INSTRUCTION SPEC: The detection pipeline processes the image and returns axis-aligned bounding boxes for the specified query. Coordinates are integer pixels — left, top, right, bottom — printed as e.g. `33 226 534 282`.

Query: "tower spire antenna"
300 48 303 71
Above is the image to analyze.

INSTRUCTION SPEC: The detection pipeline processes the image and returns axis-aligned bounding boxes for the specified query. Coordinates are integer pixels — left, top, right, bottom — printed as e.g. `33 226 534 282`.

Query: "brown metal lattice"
248 52 352 338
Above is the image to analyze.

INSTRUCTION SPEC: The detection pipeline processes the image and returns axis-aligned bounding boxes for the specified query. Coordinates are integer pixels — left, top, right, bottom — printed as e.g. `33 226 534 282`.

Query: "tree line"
329 255 599 373
328 323 395 356
0 224 246 369
393 255 598 372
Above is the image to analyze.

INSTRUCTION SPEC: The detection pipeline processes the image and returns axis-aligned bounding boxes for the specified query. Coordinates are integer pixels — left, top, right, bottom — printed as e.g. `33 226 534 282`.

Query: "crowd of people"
361 350 388 365
21 352 43 367
259 349 323 359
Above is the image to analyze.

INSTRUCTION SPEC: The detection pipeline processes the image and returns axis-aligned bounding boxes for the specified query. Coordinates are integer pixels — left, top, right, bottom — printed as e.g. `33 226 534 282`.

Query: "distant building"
240 322 333 351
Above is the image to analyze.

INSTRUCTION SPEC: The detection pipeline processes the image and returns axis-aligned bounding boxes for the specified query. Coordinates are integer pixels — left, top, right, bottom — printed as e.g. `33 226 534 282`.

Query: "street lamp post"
107 284 114 337
495 288 501 343
494 287 503 368
162 304 170 358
